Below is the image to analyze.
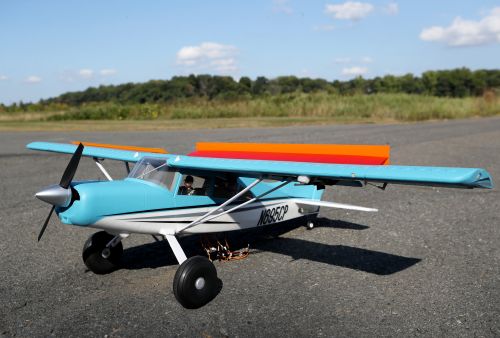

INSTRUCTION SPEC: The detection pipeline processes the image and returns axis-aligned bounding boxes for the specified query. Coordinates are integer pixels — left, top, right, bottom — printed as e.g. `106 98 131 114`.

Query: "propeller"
37 143 84 241
38 206 55 242
60 143 84 189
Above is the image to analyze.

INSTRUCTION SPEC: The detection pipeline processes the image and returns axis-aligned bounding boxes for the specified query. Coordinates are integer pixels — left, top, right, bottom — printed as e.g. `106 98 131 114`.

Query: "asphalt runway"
1 117 499 337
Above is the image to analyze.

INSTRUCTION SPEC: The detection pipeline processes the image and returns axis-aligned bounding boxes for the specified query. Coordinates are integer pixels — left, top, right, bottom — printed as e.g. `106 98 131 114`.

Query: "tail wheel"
173 256 218 309
82 231 123 274
306 220 314 230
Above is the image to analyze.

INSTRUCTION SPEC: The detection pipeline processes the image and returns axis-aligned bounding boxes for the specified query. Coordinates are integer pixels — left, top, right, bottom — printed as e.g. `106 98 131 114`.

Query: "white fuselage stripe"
91 198 319 235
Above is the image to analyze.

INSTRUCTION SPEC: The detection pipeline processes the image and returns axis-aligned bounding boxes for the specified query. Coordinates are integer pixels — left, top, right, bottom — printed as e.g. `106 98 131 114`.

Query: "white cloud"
313 24 335 31
272 0 293 15
176 42 239 74
342 66 368 76
100 69 117 76
177 42 237 63
420 7 500 47
59 68 117 82
334 57 352 64
79 69 94 79
210 58 238 73
0 75 8 81
325 2 374 20
25 76 41 84
334 56 372 64
384 3 398 15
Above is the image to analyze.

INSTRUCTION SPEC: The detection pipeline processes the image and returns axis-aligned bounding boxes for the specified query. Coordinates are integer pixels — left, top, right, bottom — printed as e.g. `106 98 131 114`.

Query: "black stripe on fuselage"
105 197 287 218
132 220 238 224
121 203 279 221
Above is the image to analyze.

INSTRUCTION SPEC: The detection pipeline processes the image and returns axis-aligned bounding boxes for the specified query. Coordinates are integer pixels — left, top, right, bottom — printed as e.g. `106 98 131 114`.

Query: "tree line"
1 68 499 112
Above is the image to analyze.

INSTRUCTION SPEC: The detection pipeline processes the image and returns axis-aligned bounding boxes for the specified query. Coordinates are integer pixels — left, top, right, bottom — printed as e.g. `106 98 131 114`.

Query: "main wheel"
173 256 218 309
82 231 123 274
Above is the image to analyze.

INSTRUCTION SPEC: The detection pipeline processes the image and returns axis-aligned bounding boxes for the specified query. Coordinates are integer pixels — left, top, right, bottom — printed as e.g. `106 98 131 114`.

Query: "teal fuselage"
58 176 324 227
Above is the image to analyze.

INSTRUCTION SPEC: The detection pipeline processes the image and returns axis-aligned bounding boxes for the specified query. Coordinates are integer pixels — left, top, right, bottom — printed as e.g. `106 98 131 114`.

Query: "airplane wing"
27 141 493 189
168 155 493 189
27 141 170 163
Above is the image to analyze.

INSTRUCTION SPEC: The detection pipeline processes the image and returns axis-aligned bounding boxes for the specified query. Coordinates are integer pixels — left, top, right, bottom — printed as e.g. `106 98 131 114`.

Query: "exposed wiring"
201 236 249 262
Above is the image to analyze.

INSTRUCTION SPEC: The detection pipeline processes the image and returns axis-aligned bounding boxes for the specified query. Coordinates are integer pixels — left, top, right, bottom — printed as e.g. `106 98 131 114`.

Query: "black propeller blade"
59 143 84 189
38 143 84 242
38 206 55 242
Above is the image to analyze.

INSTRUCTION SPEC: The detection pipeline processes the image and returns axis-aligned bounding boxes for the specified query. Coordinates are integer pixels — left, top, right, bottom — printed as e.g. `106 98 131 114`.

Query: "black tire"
306 220 314 230
306 213 318 230
82 231 123 274
173 256 218 309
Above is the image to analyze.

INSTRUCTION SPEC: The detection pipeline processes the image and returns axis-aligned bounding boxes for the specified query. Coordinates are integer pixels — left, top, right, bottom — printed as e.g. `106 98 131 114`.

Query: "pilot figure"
179 175 195 195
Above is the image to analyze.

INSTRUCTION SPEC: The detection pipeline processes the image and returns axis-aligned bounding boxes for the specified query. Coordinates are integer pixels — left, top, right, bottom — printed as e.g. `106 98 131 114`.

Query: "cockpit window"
128 157 176 189
178 174 209 196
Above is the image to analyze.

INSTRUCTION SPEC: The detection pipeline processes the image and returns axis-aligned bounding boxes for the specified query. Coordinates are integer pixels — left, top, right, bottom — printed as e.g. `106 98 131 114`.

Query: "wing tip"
26 141 37 149
472 169 494 189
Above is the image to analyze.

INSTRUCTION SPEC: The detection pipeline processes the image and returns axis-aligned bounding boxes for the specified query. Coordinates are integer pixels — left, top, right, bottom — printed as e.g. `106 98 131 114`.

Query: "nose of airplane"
35 184 73 207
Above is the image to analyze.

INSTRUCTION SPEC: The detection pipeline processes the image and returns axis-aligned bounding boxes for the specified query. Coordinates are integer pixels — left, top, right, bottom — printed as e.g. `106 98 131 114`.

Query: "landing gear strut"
82 231 123 274
173 256 219 309
82 232 220 308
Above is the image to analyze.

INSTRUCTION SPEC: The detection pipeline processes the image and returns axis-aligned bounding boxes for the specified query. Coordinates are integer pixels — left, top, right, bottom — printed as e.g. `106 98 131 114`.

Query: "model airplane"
27 141 493 308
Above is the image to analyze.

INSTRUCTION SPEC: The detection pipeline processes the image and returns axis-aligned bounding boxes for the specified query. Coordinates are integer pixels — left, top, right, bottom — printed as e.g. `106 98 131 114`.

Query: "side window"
178 174 209 196
129 157 177 190
213 176 238 198
213 175 253 200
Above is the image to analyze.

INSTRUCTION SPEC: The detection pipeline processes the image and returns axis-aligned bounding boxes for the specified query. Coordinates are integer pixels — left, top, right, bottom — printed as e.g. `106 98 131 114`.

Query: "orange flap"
195 142 390 165
71 141 167 154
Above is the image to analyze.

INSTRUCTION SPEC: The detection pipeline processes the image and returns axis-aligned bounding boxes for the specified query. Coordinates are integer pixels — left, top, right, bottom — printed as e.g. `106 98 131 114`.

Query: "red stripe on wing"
188 150 387 165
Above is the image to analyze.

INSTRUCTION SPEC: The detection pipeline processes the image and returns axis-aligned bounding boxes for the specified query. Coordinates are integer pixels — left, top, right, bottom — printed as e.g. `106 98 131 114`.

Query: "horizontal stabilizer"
296 199 378 212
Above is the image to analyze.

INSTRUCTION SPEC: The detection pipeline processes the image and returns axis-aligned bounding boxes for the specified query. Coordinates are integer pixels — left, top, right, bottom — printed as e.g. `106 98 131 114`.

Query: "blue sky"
1 0 499 104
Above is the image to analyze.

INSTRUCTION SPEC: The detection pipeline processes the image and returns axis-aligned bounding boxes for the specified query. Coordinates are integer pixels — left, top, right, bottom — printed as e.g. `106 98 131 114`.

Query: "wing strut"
93 157 113 181
176 178 292 234
177 178 263 233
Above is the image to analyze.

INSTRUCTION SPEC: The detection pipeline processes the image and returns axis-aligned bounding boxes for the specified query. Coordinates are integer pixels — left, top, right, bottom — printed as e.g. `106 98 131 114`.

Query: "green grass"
1 93 498 131
0 117 382 131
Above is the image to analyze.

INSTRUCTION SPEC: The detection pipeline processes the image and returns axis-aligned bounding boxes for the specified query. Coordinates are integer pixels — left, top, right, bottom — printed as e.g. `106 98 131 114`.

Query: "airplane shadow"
313 217 370 231
253 239 421 275
120 217 419 276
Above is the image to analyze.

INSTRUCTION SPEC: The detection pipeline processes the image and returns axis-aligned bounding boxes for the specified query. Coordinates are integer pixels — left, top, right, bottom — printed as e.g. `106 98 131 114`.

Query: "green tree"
274 76 300 93
252 76 269 95
238 76 252 92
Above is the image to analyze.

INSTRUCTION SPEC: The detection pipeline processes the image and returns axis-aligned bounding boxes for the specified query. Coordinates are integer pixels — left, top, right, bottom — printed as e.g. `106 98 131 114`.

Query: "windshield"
128 157 176 189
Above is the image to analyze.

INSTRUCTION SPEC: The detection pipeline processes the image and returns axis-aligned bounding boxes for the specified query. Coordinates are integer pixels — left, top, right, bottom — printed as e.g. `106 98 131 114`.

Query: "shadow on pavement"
120 217 419 275
254 238 421 275
314 217 370 230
